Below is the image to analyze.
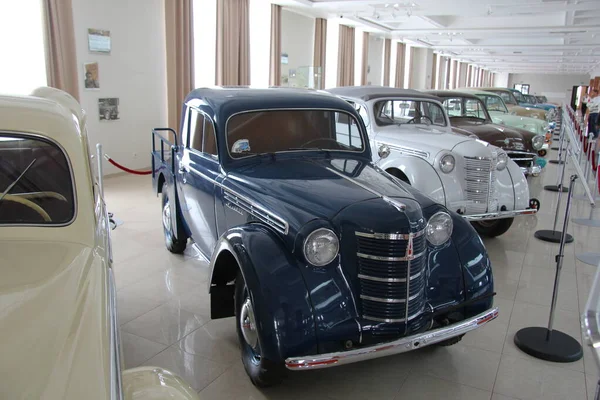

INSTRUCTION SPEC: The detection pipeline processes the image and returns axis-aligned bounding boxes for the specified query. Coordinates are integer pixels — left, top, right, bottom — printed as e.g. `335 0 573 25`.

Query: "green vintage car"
461 89 552 155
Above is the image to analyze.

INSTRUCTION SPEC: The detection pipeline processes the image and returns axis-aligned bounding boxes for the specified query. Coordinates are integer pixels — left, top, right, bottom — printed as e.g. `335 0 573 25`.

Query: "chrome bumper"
463 208 537 221
285 308 499 370
521 165 542 176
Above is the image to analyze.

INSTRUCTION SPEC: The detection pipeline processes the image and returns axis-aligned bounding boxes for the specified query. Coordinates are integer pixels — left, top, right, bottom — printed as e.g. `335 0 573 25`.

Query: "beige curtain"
431 54 438 89
445 57 451 89
337 25 355 87
361 32 369 85
394 42 405 88
269 4 281 86
407 47 415 88
382 38 391 86
313 18 327 89
42 0 79 101
165 0 194 133
216 0 250 86
466 65 472 87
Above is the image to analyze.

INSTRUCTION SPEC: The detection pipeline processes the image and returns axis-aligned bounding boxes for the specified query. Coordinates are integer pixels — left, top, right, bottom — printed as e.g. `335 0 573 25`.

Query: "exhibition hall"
2 0 600 399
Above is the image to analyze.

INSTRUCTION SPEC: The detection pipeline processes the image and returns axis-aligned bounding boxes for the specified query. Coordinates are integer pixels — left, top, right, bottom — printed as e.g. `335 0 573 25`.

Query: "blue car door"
177 107 220 258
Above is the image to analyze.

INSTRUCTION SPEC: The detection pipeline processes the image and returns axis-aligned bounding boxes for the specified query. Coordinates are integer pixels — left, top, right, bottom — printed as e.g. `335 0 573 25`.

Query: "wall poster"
83 62 99 89
98 98 120 121
88 29 111 53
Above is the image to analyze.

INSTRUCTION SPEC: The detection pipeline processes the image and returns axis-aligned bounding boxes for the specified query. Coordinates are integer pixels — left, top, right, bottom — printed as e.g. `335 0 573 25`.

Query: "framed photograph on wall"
83 62 100 89
98 98 119 121
88 29 111 53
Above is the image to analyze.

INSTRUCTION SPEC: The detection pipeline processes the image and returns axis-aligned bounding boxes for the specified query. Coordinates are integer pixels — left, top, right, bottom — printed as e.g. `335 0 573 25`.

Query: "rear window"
0 134 75 225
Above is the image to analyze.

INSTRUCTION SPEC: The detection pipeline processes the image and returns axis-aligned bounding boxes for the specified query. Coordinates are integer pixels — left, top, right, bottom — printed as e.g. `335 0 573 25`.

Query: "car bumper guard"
285 307 499 370
463 208 537 221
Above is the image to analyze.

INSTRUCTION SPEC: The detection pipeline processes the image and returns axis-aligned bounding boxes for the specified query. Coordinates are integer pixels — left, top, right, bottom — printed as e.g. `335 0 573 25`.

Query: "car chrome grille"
355 230 427 326
464 157 495 214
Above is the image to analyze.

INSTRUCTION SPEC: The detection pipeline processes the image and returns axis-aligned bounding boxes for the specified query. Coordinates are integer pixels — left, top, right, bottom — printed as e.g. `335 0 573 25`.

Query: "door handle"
178 165 189 174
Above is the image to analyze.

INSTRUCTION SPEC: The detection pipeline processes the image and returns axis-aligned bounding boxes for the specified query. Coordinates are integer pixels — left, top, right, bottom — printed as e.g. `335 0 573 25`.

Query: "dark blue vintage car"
151 87 498 387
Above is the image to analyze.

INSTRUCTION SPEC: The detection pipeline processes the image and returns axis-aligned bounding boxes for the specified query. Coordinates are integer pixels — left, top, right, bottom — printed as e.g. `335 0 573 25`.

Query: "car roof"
458 88 501 97
184 86 357 124
425 90 480 100
476 87 511 92
325 86 442 102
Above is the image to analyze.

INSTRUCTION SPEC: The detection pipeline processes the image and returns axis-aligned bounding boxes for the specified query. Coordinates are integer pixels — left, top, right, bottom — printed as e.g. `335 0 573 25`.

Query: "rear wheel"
386 168 410 185
472 218 514 237
235 271 284 387
161 190 186 253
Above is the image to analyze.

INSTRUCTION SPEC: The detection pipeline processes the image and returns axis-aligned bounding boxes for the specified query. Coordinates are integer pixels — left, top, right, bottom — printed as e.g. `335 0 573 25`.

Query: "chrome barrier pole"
96 143 104 198
515 175 583 362
545 121 569 193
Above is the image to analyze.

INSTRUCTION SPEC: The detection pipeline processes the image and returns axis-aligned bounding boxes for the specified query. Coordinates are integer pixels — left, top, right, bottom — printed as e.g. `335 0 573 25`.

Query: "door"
178 107 220 257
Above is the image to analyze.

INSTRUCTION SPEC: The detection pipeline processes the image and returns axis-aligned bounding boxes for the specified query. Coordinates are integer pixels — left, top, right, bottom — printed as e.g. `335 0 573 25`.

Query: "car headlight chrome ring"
532 135 544 150
439 154 455 174
426 212 453 246
303 228 339 267
496 152 508 171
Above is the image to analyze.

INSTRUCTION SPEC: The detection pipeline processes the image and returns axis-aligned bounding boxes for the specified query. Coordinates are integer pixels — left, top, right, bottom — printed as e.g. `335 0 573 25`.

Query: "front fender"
122 367 199 400
505 159 530 210
208 226 317 363
377 155 446 205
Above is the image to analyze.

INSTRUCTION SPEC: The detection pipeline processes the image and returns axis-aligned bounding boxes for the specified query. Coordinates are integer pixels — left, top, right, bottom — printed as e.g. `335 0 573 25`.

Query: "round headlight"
496 152 508 171
532 135 544 150
426 212 453 246
439 154 455 173
303 228 339 266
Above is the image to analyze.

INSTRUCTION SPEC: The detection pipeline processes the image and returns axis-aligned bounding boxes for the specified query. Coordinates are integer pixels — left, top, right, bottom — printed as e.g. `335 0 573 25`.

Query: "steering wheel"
1 194 52 221
407 115 433 125
297 138 342 149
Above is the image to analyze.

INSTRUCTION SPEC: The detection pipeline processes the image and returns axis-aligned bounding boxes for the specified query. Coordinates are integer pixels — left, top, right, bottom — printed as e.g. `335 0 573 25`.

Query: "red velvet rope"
593 150 598 172
106 157 153 175
584 138 590 154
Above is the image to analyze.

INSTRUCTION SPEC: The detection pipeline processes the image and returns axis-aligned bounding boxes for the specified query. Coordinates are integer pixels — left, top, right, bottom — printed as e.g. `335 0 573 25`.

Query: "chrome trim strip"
285 308 499 370
462 208 537 221
361 294 406 304
325 166 407 211
357 249 427 262
355 230 425 240
378 142 430 158
224 191 288 235
358 270 422 283
364 309 422 323
505 150 537 156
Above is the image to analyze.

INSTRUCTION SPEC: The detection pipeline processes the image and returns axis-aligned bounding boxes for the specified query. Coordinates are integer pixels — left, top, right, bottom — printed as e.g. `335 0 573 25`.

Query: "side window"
203 117 218 156
335 112 363 149
346 100 370 127
465 99 485 118
443 98 463 116
181 107 190 147
188 109 205 151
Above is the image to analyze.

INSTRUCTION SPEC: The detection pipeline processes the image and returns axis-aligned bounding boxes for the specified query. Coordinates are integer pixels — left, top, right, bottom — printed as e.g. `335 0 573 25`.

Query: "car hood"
374 124 472 154
225 156 437 229
450 119 534 152
0 240 110 400
488 112 546 135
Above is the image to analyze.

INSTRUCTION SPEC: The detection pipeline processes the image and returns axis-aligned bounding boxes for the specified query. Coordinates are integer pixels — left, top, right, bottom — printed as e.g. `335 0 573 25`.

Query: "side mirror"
378 144 390 159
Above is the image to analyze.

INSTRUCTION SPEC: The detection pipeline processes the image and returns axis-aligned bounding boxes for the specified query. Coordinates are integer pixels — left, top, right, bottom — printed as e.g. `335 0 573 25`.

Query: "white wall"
409 47 433 89
281 9 314 87
366 35 383 85
508 73 590 104
494 72 510 88
72 0 167 174
458 63 467 88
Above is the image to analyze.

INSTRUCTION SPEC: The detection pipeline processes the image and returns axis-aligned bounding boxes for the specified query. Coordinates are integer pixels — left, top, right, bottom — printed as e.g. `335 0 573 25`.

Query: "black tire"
161 190 187 254
235 271 284 387
437 334 464 347
538 149 547 157
472 218 514 237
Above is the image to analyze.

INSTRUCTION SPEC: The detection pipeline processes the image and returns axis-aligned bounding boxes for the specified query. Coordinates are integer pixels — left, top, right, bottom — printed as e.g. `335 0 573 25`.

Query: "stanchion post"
514 175 583 362
96 143 104 198
545 121 569 193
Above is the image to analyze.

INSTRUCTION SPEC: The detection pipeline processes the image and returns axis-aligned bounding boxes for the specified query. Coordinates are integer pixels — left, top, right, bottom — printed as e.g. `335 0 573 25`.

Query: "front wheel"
538 149 547 157
235 271 284 387
161 190 187 253
472 218 514 237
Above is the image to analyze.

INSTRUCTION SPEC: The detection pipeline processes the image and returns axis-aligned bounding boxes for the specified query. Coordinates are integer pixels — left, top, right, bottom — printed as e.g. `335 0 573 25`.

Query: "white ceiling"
276 0 600 75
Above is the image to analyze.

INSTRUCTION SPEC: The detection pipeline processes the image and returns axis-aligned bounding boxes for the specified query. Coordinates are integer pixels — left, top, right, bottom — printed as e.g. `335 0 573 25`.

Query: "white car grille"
464 157 497 214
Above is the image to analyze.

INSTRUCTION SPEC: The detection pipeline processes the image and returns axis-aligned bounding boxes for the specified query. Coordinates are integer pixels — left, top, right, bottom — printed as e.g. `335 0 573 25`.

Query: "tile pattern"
106 144 598 399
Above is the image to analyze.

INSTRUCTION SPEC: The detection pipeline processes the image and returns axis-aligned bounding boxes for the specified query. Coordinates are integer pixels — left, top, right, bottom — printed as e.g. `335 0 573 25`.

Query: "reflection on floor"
106 146 599 400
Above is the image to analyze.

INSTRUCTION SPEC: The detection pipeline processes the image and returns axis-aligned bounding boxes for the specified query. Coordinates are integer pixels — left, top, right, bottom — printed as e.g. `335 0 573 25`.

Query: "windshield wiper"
0 159 37 202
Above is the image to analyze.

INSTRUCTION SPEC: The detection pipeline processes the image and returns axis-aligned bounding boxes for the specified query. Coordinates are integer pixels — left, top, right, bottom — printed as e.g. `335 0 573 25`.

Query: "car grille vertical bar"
464 157 492 214
355 230 427 329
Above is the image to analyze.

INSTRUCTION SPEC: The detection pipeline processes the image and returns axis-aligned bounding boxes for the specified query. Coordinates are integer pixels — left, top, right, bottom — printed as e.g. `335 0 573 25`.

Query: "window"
442 97 489 121
373 100 447 127
0 134 75 225
203 118 217 156
227 110 365 158
346 101 370 127
481 95 508 113
189 109 205 151
496 91 517 105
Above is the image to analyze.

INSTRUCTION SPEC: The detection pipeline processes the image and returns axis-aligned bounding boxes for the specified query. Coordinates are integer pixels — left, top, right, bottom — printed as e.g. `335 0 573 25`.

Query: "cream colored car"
0 87 199 400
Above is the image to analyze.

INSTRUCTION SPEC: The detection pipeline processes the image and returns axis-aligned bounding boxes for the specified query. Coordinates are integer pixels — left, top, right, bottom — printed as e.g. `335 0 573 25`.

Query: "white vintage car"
326 86 538 237
0 87 199 400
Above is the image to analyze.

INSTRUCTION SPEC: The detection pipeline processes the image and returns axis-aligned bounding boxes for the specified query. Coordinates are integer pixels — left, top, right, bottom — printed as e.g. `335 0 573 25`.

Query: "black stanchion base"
534 229 574 243
549 160 564 164
551 147 559 150
514 327 583 363
544 184 569 192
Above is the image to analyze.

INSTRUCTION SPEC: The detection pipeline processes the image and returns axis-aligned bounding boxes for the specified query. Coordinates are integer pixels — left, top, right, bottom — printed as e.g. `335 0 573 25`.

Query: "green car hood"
488 111 547 136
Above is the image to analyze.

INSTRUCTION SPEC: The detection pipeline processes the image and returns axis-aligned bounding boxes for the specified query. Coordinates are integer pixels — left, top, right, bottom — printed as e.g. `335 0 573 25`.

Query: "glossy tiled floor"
106 145 600 400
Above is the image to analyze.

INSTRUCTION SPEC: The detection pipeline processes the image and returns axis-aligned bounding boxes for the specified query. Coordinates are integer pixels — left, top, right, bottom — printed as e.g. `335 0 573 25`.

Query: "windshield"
226 109 365 158
512 91 526 103
373 99 447 127
525 95 537 104
479 94 509 114
494 91 517 105
0 134 75 225
442 97 490 122
537 96 547 103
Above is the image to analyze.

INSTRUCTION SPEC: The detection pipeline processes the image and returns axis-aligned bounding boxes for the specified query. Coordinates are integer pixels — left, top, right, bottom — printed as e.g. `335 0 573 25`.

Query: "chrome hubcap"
162 200 171 232
240 297 258 349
